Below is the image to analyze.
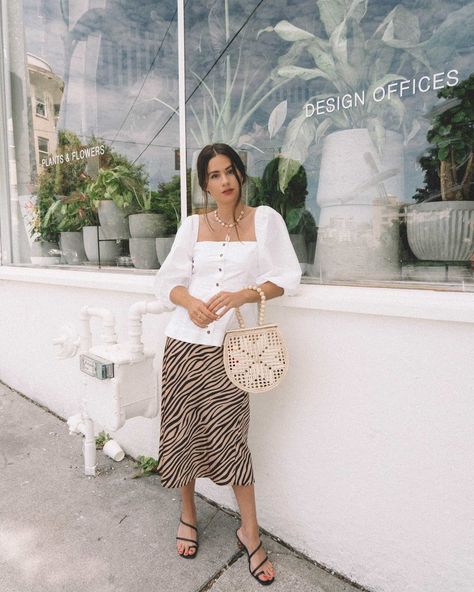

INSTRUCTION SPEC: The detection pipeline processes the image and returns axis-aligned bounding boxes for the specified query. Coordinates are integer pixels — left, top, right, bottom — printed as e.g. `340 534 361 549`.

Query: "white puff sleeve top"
153 205 301 346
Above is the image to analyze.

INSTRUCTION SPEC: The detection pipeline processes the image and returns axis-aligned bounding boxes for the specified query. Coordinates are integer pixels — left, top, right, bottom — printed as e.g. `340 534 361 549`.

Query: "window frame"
37 135 49 163
35 95 47 118
0 0 472 293
0 1 13 265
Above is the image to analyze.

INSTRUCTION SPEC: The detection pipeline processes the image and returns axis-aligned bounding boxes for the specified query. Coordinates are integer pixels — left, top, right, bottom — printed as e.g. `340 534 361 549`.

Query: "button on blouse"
153 206 302 347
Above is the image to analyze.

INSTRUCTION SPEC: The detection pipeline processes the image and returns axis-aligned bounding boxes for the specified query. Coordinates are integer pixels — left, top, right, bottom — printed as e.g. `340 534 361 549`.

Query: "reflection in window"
37 136 49 162
35 97 46 117
8 0 180 269
184 0 474 287
3 0 473 288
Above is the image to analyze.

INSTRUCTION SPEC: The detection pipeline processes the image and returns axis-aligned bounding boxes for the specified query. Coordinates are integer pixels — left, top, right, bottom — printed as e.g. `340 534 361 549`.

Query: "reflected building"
27 53 64 171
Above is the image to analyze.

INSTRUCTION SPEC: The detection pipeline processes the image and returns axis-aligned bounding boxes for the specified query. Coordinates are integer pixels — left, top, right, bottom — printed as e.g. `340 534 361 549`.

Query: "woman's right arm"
154 216 217 327
170 286 218 328
153 216 195 310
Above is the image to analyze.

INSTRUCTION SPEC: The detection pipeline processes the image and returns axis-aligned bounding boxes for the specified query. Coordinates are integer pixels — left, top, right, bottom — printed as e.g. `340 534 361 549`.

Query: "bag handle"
235 285 266 328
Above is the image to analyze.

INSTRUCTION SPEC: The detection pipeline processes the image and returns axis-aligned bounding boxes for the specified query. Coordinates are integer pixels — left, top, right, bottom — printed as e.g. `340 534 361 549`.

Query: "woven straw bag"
223 286 289 393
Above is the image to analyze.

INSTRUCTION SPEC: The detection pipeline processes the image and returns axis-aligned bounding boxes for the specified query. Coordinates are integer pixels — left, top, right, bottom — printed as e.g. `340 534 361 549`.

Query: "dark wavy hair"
196 143 247 225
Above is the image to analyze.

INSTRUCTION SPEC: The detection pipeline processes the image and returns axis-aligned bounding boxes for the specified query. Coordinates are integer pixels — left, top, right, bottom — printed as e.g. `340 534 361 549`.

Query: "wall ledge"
1 265 473 324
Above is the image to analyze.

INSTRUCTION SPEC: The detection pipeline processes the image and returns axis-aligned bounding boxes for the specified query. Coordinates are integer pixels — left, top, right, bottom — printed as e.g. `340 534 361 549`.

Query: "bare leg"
177 479 198 557
233 484 275 581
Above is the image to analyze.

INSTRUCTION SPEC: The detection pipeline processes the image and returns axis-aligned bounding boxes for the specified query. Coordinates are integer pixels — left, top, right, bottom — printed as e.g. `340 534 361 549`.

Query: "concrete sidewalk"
0 382 366 592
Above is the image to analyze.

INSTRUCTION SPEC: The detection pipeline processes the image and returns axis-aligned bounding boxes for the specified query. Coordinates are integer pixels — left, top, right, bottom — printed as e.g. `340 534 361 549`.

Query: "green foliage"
35 174 60 243
132 455 160 478
43 191 99 232
188 1 289 147
35 130 90 241
152 171 191 235
413 74 474 202
250 157 317 243
35 130 151 240
87 164 149 211
52 130 90 196
95 431 111 450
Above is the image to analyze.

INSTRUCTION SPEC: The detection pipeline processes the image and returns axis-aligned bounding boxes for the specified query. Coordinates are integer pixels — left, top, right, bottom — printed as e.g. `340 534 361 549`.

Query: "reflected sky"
21 0 474 194
183 0 474 207
23 0 179 184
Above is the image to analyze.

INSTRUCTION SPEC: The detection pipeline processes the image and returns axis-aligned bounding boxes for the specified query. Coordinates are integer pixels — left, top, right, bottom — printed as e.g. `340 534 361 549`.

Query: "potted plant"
127 189 163 270
28 130 90 264
152 173 187 265
43 191 93 264
128 190 166 236
80 194 122 265
87 163 148 240
263 1 474 279
407 74 474 262
168 0 291 208
249 157 317 273
25 180 61 265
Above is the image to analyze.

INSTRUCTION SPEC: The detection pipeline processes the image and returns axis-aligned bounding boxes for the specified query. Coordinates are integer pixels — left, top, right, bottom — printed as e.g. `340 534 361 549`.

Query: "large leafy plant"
43 191 98 232
33 130 91 242
262 0 474 190
87 164 149 212
188 0 289 147
250 157 317 247
413 74 474 202
151 170 191 235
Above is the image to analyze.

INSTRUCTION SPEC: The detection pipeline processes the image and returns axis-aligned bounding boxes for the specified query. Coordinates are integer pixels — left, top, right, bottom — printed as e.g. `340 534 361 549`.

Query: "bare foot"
176 516 198 557
237 527 275 582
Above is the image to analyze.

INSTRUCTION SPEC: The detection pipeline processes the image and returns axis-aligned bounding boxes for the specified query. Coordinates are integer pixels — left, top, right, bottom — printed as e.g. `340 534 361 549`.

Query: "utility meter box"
80 343 158 432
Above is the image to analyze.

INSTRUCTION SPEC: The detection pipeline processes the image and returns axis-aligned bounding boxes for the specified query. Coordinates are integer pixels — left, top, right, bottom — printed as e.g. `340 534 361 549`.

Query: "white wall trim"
1 265 473 324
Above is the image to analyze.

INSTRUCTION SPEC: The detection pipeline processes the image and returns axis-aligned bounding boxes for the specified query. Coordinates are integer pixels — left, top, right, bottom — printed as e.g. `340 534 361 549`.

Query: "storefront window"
184 0 474 289
1 0 473 289
2 0 180 269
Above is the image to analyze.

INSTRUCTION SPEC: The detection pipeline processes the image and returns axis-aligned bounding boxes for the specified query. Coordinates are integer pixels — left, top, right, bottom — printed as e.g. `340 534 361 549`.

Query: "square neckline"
194 206 260 243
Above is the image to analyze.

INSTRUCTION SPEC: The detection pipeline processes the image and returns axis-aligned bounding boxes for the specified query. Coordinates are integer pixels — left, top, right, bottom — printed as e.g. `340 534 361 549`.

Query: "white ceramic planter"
290 233 308 274
82 226 122 264
314 129 404 281
128 213 167 238
311 201 402 280
97 201 130 239
155 236 175 266
406 201 474 261
129 237 160 269
30 240 60 265
59 232 87 264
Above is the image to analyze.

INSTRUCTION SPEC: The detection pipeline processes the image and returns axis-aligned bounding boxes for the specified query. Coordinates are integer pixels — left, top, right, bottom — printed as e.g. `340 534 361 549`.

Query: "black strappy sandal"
236 529 275 586
176 518 199 559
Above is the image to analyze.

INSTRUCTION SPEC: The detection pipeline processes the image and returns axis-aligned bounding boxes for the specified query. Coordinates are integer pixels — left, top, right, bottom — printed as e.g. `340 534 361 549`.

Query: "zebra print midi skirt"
157 337 255 489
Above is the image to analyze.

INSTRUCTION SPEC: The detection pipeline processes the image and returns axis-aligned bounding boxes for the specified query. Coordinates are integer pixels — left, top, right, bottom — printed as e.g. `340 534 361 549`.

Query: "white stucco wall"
1 266 473 592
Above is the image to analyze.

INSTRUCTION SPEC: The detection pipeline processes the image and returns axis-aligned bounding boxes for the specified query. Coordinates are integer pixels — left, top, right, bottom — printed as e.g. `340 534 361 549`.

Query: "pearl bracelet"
245 285 266 325
245 285 266 301
235 285 267 328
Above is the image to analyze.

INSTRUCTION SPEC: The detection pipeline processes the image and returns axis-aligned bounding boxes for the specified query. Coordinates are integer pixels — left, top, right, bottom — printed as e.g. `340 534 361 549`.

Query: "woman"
154 143 301 586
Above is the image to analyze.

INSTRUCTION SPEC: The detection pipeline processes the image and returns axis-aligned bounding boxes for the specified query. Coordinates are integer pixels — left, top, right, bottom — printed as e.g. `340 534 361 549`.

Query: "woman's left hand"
206 290 250 318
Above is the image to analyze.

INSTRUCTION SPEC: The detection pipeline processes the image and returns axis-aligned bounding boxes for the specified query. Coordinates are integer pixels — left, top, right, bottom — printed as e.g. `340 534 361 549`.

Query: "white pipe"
127 300 167 361
82 415 97 476
79 306 117 353
68 407 97 476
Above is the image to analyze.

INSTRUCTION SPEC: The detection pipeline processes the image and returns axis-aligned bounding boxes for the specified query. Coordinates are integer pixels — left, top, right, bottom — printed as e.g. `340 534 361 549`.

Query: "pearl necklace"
214 208 245 241
214 208 245 228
